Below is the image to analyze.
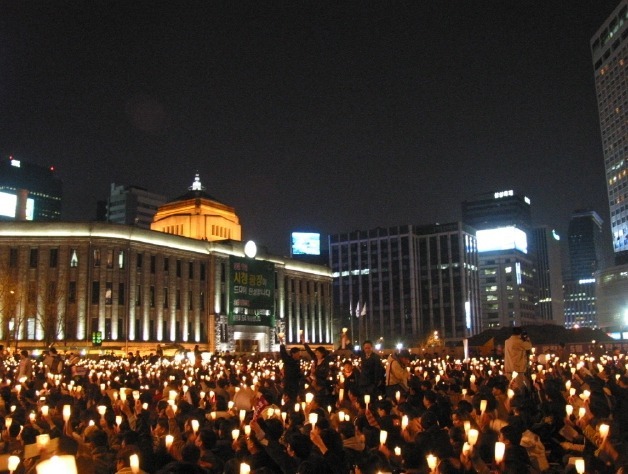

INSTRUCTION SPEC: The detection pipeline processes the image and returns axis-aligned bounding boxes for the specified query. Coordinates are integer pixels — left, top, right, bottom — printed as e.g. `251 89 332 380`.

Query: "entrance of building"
235 339 258 353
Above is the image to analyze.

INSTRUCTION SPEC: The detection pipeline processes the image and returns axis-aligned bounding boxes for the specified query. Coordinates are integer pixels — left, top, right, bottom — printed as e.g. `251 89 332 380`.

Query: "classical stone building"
0 221 332 352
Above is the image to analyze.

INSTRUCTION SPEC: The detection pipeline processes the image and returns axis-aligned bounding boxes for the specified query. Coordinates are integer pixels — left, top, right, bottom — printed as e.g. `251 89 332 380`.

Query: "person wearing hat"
385 349 411 401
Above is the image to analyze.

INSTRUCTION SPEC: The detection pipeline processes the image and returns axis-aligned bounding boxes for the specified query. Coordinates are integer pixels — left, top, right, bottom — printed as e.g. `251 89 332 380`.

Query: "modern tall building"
329 222 481 347
0 155 62 221
106 183 167 229
567 210 604 280
462 190 539 329
531 226 564 324
592 1 628 263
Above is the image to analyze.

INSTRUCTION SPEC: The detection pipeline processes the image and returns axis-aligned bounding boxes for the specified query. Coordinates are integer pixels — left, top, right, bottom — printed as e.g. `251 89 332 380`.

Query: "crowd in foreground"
1 328 628 474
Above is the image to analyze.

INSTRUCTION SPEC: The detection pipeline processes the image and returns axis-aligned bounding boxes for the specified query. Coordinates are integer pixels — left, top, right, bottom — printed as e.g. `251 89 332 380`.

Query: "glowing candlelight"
575 458 585 474
599 423 610 440
364 394 370 410
426 454 438 470
294 403 300 412
379 430 387 445
566 405 573 417
232 428 240 440
468 429 479 446
342 327 347 333
240 463 251 474
191 419 199 433
116 415 122 426
228 401 235 410
132 390 140 400
165 434 174 449
395 390 401 402
339 388 344 401
495 441 505 464
305 392 314 404
401 415 408 430
507 389 514 399
480 399 487 415
29 412 36 422
394 446 401 456
97 405 107 417
8 455 19 474
41 405 49 417
239 409 246 422
129 454 140 474
462 442 471 455
244 425 251 436
464 420 471 435
169 390 177 401
578 407 586 418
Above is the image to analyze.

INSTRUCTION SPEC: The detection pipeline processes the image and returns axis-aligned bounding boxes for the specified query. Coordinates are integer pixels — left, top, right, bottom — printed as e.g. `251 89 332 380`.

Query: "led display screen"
291 232 321 256
0 191 34 220
476 226 527 254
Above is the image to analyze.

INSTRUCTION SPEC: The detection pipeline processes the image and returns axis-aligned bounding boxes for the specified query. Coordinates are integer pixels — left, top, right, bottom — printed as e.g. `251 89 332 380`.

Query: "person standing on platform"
504 327 532 380
358 340 383 397
278 333 303 404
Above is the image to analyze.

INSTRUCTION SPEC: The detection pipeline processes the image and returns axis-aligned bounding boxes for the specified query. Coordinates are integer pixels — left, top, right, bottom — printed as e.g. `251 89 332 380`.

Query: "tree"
0 260 24 349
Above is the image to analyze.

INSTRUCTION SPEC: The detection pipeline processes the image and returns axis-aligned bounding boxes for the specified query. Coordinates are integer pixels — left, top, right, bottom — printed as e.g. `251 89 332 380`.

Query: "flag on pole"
361 303 367 317
349 301 353 317
355 302 360 318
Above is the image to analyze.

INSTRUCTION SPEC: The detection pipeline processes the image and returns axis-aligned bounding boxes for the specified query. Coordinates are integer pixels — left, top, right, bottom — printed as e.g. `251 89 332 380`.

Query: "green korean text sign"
228 256 275 327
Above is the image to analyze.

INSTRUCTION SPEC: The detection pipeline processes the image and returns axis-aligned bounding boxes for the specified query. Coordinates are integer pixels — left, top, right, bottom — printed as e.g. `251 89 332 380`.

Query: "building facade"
151 174 242 242
592 1 628 262
531 226 564 324
106 183 167 229
0 156 62 222
596 263 628 335
462 190 539 329
329 223 481 347
563 210 604 328
0 222 332 352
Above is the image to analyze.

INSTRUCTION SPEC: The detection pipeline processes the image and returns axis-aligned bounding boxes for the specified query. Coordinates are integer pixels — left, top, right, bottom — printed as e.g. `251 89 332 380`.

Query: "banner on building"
228 256 275 327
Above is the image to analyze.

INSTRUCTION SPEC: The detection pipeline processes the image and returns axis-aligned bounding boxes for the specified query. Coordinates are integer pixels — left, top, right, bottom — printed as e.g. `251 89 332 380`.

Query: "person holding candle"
277 334 303 405
504 327 532 380
302 335 333 400
358 340 384 399
384 349 410 402
498 424 533 473
114 447 148 474
16 349 33 382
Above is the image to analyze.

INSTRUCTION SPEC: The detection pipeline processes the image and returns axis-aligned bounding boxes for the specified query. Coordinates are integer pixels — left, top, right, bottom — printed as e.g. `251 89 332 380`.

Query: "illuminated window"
70 250 78 268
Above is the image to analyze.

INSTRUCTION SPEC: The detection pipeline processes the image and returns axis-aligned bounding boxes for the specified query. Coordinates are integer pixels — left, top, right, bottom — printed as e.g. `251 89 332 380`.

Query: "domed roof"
168 173 225 205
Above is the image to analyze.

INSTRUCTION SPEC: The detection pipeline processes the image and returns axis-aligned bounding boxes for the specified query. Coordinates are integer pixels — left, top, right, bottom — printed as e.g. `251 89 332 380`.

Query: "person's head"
20 349 28 359
290 347 301 360
154 418 169 437
423 390 438 408
337 421 355 440
314 346 327 361
196 428 217 449
499 424 523 446
512 327 523 336
342 361 354 375
398 350 411 364
362 341 373 357
181 443 201 464
287 432 312 459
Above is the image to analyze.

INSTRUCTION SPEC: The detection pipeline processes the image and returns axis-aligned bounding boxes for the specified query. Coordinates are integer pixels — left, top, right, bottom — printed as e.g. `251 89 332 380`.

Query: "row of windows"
90 282 206 310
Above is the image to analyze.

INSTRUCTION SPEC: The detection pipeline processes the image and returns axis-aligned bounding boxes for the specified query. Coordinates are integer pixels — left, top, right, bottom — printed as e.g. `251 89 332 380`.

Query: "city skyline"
1 2 620 256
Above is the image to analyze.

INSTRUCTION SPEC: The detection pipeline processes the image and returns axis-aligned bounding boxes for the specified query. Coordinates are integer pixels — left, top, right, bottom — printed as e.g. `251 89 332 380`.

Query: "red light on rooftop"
50 166 55 171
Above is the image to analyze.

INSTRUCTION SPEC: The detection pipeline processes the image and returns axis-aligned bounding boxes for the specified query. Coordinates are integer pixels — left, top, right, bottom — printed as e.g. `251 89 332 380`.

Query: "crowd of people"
0 327 627 473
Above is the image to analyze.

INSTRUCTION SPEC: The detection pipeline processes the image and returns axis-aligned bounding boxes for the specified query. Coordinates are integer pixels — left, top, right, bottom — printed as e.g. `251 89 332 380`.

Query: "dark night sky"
0 1 620 257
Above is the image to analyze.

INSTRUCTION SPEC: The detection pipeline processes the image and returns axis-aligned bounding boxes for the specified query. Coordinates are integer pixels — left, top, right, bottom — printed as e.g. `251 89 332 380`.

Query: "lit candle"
339 411 345 422
116 415 122 427
468 429 479 446
41 405 49 417
395 390 401 403
232 429 240 440
507 389 514 399
401 415 408 430
281 412 287 423
480 399 487 415
364 394 370 410
240 463 251 474
495 441 505 464
29 412 36 423
239 409 246 422
578 407 586 419
294 403 300 412
339 388 344 401
191 419 199 433
426 454 438 470
394 446 401 456
379 430 387 445
464 420 471 435
305 392 314 404
309 412 318 429
462 442 471 455
575 458 585 474
244 425 251 436
342 327 347 333
129 454 140 474
599 423 610 440
8 455 19 474
97 405 107 417
566 405 573 417
165 434 174 449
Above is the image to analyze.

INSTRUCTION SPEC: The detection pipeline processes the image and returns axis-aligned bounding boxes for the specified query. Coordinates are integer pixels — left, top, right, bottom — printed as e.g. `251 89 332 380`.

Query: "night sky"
0 1 620 257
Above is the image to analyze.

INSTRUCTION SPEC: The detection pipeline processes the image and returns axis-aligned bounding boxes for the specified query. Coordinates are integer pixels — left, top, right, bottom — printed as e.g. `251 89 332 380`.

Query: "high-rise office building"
563 210 604 328
532 226 564 324
0 155 62 221
462 190 538 329
568 210 604 280
592 1 628 263
106 183 167 229
329 222 481 347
